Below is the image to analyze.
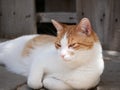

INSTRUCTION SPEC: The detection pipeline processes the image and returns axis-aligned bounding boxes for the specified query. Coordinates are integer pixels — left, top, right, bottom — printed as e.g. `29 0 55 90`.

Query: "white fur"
0 34 104 90
59 33 71 60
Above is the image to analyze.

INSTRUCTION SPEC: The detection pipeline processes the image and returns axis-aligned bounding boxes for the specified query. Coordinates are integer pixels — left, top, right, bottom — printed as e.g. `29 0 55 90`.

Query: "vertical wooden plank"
102 0 114 50
0 0 15 38
110 0 120 51
14 0 36 36
0 0 36 38
76 0 115 50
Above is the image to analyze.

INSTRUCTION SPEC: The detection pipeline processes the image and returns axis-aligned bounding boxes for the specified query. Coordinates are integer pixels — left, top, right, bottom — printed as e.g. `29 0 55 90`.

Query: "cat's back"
22 35 56 57
1 34 56 56
0 35 39 62
0 35 37 53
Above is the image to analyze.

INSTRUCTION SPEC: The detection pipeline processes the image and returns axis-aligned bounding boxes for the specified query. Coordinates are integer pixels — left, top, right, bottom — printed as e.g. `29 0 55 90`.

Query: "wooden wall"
76 0 120 51
0 0 36 38
0 0 120 51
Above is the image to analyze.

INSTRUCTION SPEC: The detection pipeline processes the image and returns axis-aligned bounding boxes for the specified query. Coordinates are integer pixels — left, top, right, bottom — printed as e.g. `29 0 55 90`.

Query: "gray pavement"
0 66 27 90
97 51 120 90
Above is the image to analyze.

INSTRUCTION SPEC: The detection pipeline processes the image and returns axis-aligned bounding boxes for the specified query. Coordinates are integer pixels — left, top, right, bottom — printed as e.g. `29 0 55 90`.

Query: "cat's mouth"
60 55 72 62
63 59 71 62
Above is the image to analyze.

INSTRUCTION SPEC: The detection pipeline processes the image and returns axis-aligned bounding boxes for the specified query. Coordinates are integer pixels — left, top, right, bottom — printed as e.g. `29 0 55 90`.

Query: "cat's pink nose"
61 54 65 58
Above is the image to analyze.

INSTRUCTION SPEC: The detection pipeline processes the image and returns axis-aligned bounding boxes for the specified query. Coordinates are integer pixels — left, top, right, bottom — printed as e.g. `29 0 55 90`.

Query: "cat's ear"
51 19 63 33
76 18 92 36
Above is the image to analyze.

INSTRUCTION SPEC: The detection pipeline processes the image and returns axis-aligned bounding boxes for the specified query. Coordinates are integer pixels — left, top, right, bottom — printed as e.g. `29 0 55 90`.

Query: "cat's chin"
63 59 71 62
62 57 73 62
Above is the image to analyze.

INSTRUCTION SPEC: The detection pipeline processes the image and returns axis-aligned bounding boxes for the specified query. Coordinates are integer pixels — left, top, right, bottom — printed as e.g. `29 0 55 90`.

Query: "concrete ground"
0 39 120 90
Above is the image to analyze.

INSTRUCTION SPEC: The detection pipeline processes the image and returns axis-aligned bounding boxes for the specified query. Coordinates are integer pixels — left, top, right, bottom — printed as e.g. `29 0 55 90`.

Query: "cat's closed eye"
68 43 80 48
55 43 61 48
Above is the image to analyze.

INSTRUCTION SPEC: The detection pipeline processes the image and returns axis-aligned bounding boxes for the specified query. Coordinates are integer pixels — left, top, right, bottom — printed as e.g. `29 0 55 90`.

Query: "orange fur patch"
55 24 99 50
22 35 56 57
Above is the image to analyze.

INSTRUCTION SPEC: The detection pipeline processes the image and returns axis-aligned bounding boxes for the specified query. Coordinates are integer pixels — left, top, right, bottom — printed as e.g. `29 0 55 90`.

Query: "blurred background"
0 0 120 51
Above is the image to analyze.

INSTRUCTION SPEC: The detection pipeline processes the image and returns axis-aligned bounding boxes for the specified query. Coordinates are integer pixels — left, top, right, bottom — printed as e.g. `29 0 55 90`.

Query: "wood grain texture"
37 12 77 23
0 0 36 38
0 0 120 51
110 0 120 51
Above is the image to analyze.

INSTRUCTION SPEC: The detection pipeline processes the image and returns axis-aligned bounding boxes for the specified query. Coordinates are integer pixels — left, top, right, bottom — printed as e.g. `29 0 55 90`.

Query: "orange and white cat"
0 18 104 90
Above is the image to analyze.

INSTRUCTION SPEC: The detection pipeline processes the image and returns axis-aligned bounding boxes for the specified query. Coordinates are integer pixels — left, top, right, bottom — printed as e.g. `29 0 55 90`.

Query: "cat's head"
52 18 99 62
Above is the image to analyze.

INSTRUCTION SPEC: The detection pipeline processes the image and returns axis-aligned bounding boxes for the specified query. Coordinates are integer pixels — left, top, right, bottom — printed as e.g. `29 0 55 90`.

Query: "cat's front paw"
27 79 43 89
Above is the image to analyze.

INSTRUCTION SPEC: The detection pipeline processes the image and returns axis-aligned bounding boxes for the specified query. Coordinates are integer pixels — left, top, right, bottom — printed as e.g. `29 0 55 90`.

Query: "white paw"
43 78 52 89
27 79 43 89
43 78 72 90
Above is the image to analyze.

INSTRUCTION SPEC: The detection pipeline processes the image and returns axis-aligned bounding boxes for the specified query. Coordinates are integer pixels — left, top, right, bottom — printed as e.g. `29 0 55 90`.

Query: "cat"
0 18 104 90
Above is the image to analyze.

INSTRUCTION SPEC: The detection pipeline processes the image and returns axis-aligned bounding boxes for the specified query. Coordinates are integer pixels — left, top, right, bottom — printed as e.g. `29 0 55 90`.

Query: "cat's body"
0 18 104 90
